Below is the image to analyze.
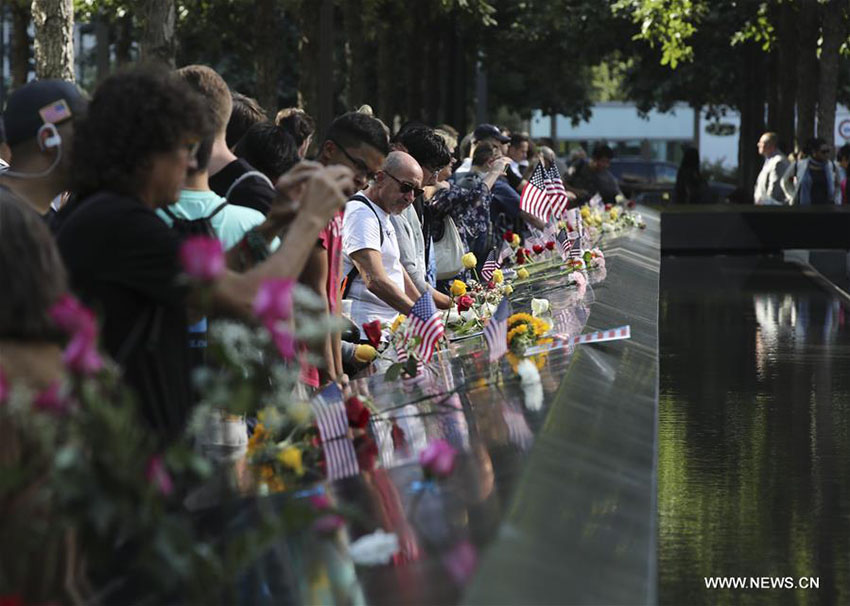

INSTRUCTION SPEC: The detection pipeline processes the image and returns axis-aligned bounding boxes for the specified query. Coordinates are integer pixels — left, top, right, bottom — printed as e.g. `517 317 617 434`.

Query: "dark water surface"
659 256 850 606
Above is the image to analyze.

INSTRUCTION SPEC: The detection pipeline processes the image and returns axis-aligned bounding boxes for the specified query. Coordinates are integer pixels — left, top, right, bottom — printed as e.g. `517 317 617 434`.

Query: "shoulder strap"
207 200 229 219
341 194 384 300
224 170 274 201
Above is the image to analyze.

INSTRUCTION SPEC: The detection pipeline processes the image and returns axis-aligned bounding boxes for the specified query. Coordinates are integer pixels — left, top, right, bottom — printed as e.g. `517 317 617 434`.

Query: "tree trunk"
95 12 110 83
775 0 797 155
738 42 766 196
795 0 820 152
114 13 133 66
254 0 279 116
32 0 75 81
10 0 30 88
816 0 843 150
140 0 176 68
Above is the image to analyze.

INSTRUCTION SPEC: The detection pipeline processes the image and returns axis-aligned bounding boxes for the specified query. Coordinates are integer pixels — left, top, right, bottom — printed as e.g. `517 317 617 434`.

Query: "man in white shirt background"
754 132 790 205
341 151 448 341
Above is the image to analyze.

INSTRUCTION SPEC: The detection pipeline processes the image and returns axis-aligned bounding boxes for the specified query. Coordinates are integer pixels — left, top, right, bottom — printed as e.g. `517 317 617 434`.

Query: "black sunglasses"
384 171 424 198
329 138 377 181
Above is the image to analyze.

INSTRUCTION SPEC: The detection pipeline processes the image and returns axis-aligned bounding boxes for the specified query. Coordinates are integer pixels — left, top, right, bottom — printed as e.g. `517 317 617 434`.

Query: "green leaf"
385 363 403 382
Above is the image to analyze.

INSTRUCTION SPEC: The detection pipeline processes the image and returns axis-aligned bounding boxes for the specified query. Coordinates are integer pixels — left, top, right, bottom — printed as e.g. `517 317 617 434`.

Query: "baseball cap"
473 123 510 144
2 79 88 146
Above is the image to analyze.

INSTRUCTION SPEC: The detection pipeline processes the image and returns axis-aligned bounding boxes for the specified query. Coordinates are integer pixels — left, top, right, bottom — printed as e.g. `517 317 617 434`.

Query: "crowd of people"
0 65 609 442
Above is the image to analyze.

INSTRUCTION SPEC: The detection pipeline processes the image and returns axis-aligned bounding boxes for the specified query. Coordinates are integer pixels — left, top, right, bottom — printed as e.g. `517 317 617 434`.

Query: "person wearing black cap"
0 79 87 216
454 123 510 176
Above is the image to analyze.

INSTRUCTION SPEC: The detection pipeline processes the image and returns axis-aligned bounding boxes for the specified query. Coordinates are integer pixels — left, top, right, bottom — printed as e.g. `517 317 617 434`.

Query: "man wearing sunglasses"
342 151 446 341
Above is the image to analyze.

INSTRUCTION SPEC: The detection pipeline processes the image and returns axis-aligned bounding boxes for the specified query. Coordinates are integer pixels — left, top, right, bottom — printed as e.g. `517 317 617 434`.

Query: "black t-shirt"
209 158 276 214
54 191 192 440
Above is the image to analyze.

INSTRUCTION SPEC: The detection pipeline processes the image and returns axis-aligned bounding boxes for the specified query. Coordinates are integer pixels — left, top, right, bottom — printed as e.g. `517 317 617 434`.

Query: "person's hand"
296 165 356 226
491 156 511 175
274 160 323 204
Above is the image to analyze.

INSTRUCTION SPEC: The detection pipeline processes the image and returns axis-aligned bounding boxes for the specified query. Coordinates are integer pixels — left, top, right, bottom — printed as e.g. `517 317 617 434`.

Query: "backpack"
224 170 275 202
161 201 228 239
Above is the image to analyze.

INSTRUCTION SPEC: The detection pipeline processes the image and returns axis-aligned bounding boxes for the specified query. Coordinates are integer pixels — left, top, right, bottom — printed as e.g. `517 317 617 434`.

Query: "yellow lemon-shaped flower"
462 252 477 269
450 280 467 297
287 401 312 425
504 284 514 296
511 233 521 248
279 445 305 476
355 344 378 363
580 206 591 219
517 268 529 280
609 207 620 221
390 314 406 333
492 269 504 283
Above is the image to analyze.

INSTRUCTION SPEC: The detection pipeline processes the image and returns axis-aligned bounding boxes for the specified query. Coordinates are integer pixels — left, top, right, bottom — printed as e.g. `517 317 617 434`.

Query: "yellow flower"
517 268 529 280
514 324 528 335
504 284 513 296
390 314 406 333
580 206 591 220
492 269 504 283
354 344 378 362
609 207 620 221
510 233 521 248
278 445 305 476
509 313 534 326
462 252 477 269
288 401 312 425
450 280 467 296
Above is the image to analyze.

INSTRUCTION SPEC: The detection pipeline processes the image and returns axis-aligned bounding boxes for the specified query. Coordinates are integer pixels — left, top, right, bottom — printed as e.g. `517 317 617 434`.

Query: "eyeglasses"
383 171 424 198
330 138 376 181
819 147 831 154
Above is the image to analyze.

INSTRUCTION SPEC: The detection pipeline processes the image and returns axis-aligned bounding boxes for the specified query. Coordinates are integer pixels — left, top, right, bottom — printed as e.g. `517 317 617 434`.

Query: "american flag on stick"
312 382 359 480
405 292 445 363
556 229 573 261
480 248 500 282
520 162 553 223
484 297 511 361
544 163 570 219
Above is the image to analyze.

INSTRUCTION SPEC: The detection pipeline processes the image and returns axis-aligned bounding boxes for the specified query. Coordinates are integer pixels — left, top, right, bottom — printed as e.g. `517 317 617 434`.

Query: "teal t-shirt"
157 189 280 251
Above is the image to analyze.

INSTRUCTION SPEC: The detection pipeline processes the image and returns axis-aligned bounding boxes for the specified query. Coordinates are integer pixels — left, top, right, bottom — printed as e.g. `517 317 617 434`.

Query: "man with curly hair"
53 68 354 439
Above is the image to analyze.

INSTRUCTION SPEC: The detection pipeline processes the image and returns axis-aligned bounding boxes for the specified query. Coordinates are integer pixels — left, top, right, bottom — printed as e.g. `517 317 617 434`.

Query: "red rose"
503 230 514 242
345 396 371 429
456 294 474 312
516 256 526 265
627 200 636 209
545 241 556 250
516 249 525 261
566 222 574 232
487 280 496 290
604 203 612 211
362 320 382 347
532 244 544 254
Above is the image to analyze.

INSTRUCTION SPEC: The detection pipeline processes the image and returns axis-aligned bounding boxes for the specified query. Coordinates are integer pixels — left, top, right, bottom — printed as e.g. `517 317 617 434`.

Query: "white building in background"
531 102 850 169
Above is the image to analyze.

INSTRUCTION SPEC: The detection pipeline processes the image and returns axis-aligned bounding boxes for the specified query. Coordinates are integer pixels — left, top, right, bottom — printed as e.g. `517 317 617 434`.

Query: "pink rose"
179 236 225 281
49 294 96 336
268 324 296 360
253 278 295 323
33 381 70 415
419 439 457 478
63 331 103 375
146 454 174 497
442 540 478 585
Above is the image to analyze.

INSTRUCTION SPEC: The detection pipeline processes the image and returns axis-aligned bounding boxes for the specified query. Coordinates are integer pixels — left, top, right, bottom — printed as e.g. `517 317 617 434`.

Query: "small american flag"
406 292 445 363
38 99 72 124
544 164 570 219
556 229 572 261
480 248 500 282
312 383 359 480
483 297 511 361
572 325 630 345
520 162 553 223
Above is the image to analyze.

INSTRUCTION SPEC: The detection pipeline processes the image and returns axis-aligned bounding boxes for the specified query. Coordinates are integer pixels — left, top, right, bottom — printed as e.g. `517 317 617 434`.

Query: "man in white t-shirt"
342 151 438 339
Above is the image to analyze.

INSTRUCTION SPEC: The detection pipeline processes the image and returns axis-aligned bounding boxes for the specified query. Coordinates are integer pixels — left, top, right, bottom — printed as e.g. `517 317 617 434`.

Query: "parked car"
608 157 735 204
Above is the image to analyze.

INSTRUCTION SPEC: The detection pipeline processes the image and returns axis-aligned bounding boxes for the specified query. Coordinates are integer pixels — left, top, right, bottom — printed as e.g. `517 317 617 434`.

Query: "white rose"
531 298 550 317
348 530 400 566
